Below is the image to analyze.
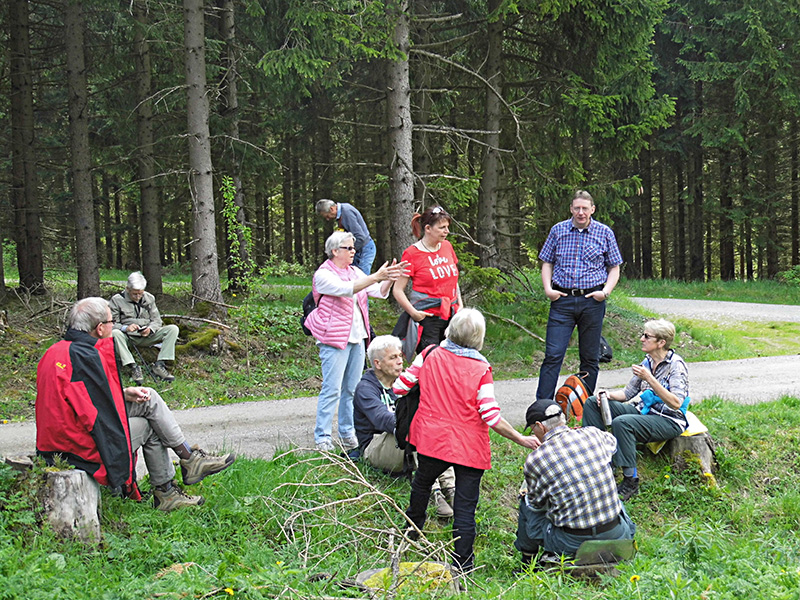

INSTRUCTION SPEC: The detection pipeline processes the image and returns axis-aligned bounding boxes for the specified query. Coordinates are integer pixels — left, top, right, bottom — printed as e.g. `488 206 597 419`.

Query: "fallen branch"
483 311 544 343
190 294 237 309
160 314 230 330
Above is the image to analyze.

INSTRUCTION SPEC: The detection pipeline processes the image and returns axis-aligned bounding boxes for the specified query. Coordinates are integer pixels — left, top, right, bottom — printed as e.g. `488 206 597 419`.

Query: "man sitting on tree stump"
110 271 179 384
36 297 235 512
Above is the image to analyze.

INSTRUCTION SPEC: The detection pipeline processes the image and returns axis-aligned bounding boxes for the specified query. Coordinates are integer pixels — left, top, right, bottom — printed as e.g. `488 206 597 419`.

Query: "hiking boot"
152 360 175 382
441 486 456 507
340 434 359 451
130 363 144 386
434 489 454 519
617 476 640 501
153 483 205 512
180 448 236 485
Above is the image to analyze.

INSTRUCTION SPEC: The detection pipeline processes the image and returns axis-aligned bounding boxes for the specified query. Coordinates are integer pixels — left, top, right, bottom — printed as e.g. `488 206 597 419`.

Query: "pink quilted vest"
305 260 370 349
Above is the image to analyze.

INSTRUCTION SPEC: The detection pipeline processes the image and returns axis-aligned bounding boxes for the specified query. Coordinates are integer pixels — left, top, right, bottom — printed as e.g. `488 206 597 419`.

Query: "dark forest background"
3 0 799 308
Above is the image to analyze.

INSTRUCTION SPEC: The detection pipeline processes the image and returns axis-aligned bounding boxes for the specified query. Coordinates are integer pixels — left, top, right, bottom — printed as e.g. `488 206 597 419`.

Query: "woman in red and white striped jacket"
394 308 540 573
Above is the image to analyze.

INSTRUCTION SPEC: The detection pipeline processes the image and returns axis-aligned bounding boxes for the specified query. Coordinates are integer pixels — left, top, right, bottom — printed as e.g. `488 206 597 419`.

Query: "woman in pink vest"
304 231 408 452
393 308 540 572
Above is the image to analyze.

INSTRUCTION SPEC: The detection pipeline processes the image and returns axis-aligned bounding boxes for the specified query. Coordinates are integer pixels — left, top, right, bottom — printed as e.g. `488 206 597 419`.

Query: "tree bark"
386 0 415 258
658 153 669 279
282 133 293 262
792 120 799 266
675 155 686 280
718 147 735 280
219 0 250 289
133 0 163 295
10 0 45 294
65 0 100 299
640 141 653 278
184 0 225 317
477 0 504 268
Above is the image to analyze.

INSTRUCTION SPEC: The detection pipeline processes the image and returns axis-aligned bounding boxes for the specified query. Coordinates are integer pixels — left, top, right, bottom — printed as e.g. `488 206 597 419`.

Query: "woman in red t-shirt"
393 206 463 354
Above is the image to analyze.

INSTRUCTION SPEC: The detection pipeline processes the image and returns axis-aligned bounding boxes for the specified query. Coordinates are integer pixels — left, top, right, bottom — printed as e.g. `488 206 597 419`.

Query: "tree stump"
665 433 718 483
39 470 101 543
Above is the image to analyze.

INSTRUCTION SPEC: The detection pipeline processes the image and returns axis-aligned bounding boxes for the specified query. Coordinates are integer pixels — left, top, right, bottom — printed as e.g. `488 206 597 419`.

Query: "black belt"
562 514 620 536
552 283 604 296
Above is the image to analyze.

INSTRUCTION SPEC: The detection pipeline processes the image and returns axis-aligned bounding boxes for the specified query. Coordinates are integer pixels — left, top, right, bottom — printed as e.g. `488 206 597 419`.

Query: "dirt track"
2 298 799 462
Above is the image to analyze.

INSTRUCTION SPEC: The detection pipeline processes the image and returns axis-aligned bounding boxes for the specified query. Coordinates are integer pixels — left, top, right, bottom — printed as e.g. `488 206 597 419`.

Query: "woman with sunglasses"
304 231 408 452
393 206 463 360
583 318 689 501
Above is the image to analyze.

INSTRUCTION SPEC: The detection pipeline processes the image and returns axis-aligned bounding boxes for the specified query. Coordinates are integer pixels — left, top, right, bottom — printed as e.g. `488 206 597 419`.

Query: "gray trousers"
127 388 186 486
112 324 179 366
582 397 683 468
363 433 455 491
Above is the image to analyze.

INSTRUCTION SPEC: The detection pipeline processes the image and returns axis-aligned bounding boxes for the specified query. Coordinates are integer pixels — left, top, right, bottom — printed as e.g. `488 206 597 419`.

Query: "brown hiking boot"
151 360 175 382
180 448 236 485
130 364 144 385
153 483 205 512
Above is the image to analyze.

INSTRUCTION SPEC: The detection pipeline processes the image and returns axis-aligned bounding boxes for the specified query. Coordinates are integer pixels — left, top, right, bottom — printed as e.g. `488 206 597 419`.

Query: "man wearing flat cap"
514 399 636 567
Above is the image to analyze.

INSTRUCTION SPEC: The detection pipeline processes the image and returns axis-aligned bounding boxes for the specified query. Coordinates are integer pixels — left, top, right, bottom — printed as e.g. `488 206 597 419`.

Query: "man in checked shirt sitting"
514 399 636 567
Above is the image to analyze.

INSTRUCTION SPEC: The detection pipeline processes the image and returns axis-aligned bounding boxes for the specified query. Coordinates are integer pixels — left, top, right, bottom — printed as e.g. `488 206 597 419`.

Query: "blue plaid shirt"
524 425 621 529
539 218 623 288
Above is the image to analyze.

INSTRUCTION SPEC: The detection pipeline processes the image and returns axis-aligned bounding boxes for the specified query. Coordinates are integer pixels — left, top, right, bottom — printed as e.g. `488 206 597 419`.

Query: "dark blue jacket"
353 369 396 451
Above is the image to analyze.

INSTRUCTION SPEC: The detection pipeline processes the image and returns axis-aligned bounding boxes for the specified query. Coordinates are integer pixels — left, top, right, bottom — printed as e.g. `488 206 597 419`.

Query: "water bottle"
599 391 613 427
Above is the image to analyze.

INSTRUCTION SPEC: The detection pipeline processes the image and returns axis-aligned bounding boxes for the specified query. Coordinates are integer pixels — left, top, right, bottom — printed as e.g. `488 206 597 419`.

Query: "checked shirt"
523 425 621 530
539 218 622 289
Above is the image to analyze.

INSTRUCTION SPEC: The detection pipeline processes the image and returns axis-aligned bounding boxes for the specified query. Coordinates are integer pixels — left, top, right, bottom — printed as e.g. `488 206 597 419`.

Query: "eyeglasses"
432 206 444 214
338 246 356 251
99 320 113 325
641 332 658 340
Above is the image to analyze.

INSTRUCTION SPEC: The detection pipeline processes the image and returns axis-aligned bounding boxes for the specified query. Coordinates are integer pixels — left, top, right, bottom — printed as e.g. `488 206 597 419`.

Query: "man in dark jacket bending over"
36 297 235 511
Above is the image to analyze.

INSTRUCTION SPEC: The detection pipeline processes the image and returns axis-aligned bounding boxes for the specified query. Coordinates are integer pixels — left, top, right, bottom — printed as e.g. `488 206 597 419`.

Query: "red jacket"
36 329 138 495
408 348 494 470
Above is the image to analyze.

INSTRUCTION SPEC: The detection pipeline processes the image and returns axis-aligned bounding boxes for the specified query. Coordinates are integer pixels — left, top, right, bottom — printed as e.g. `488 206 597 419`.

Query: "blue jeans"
514 497 636 557
315 342 365 443
536 295 606 401
354 239 377 274
406 453 484 571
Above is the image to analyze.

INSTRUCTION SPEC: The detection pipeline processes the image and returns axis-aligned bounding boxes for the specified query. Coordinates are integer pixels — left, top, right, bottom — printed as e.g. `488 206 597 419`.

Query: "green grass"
3 397 800 599
620 277 800 305
3 269 800 422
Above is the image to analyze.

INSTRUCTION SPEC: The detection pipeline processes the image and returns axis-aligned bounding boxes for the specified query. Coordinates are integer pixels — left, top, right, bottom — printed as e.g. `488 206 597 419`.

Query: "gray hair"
644 318 676 348
367 335 402 367
445 308 486 351
324 231 356 259
571 190 594 205
127 271 147 291
541 411 566 431
68 297 110 332
316 199 336 214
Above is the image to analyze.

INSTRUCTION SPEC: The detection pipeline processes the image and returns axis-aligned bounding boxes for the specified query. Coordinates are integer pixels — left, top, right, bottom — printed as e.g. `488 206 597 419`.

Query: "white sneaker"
316 439 335 452
340 435 359 450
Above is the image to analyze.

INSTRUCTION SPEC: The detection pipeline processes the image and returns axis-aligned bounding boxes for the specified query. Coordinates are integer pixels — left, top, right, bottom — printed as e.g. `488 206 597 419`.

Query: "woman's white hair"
445 307 486 351
127 271 147 291
645 318 676 348
68 297 109 332
324 231 356 259
367 335 402 367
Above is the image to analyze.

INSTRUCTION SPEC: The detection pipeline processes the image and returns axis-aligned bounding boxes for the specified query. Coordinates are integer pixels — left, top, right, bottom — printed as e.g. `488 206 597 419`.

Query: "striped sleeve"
476 368 500 426
392 352 424 397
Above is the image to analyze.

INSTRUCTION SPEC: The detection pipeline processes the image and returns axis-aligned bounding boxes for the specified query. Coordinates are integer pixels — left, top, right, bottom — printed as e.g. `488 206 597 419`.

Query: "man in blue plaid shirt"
514 399 636 564
536 190 622 401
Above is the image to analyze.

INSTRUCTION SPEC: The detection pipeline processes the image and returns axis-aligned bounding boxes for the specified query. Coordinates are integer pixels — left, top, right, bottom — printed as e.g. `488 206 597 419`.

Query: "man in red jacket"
36 297 235 511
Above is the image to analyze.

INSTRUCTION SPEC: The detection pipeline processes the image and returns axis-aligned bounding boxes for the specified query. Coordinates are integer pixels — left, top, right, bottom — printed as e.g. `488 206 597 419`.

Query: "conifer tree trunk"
718 147 735 280
133 0 163 295
477 0 503 268
386 0 415 258
65 0 100 299
184 0 225 315
640 142 653 278
10 0 44 294
219 0 249 288
792 120 799 266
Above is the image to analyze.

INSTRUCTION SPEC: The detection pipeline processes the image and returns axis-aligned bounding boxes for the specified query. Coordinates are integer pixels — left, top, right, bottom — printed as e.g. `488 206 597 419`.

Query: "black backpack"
300 292 318 336
394 345 437 450
599 335 613 363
